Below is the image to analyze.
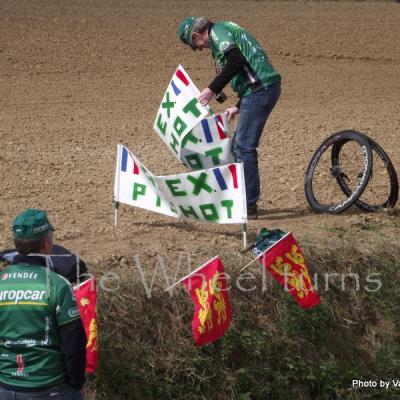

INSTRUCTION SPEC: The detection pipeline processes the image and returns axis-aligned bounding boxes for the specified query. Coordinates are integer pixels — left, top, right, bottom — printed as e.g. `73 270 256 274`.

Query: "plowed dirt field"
1 0 399 268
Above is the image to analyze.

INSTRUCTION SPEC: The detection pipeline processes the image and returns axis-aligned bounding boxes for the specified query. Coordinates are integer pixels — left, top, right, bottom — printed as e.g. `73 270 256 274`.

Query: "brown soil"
1 0 399 269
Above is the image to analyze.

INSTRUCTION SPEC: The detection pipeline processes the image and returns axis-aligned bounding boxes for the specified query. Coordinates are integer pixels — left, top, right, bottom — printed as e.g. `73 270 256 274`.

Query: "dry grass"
83 232 400 399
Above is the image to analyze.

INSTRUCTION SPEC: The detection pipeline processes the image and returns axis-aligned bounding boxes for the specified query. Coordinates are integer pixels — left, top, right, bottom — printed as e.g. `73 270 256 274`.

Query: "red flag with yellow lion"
260 233 320 308
182 256 231 346
73 277 99 373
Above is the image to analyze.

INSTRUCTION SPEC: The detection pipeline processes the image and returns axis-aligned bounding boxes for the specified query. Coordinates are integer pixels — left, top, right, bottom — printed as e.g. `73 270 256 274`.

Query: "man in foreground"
0 208 86 400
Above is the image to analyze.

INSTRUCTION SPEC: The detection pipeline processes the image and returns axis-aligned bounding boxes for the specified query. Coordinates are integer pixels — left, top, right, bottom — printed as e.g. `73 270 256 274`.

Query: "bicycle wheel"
332 134 398 211
304 130 373 214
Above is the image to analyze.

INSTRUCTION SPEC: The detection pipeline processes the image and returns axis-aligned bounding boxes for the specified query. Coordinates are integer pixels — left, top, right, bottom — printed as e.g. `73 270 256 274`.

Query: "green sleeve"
210 24 237 54
53 278 81 326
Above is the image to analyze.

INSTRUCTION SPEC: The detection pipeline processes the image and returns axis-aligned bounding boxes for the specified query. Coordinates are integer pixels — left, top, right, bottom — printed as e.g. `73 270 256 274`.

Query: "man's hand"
197 88 215 106
225 106 239 122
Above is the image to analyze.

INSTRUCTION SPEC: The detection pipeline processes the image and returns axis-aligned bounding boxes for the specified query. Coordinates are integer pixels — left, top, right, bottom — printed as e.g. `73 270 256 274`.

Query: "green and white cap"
178 16 196 47
12 208 55 239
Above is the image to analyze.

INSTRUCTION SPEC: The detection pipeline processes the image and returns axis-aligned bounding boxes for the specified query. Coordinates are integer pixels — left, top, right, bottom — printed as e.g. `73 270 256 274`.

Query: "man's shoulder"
210 21 235 41
49 270 73 289
210 21 240 55
3 262 73 293
214 21 240 29
213 21 243 33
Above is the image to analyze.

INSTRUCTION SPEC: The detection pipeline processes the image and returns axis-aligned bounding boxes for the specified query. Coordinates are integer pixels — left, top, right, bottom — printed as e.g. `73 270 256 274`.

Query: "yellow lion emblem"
86 318 98 352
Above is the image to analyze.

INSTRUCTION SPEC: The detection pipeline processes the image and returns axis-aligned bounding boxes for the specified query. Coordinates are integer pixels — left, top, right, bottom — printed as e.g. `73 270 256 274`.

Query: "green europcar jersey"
209 21 281 98
0 263 81 389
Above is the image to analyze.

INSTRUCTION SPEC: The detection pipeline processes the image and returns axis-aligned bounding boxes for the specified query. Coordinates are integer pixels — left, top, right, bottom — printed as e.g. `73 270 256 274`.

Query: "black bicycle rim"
305 130 373 214
332 133 398 211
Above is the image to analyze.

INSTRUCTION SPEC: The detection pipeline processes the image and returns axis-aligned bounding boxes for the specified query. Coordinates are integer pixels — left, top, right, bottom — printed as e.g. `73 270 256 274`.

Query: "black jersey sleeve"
60 319 87 389
208 48 247 94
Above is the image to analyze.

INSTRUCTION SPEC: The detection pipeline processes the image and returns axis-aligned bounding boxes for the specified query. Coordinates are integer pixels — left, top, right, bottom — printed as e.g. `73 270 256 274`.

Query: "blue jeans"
0 385 83 400
234 83 281 207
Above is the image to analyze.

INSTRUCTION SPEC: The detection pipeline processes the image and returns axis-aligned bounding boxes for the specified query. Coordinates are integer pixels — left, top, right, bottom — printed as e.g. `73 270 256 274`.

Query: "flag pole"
164 255 220 293
206 104 248 249
114 144 122 227
242 223 248 249
243 225 248 250
114 201 120 227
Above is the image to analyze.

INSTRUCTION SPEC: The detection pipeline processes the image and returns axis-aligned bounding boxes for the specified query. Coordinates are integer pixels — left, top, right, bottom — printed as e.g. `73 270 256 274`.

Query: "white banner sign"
154 65 208 157
114 145 247 224
180 113 235 170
